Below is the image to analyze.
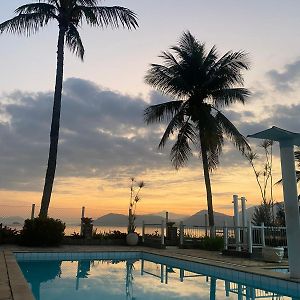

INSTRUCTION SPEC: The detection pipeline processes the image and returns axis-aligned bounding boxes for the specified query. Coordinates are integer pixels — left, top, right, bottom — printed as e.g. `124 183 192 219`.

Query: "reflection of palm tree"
0 1 138 218
144 31 250 228
125 259 138 300
18 261 62 300
76 260 91 290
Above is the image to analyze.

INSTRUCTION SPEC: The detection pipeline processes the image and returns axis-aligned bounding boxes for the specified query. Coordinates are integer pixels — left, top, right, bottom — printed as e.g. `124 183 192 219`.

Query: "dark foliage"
92 230 127 240
20 217 65 246
0 225 20 244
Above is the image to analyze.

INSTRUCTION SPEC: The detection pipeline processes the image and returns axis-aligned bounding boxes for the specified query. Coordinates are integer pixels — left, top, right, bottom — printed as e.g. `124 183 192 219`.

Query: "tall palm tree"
144 32 251 228
0 0 138 218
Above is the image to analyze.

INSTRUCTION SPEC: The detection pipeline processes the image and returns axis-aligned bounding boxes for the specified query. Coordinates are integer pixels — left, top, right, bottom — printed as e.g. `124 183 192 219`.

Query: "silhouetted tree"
144 32 250 228
0 0 138 218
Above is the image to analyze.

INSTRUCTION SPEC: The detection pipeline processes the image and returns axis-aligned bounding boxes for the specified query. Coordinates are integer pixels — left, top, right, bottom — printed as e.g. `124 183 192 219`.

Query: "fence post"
179 221 184 247
261 222 265 247
161 220 165 247
31 204 35 220
142 221 145 243
248 221 253 254
223 222 228 250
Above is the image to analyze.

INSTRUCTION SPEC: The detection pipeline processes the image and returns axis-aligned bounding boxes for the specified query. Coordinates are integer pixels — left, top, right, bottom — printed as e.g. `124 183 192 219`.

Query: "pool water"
16 252 298 300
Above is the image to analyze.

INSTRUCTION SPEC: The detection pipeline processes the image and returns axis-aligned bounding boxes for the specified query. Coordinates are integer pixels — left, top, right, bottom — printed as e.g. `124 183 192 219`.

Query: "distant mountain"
0 216 24 225
94 213 165 226
183 210 234 227
151 211 189 221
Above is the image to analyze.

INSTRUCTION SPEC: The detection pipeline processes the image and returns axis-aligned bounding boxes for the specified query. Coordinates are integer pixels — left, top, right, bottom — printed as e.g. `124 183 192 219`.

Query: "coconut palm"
0 0 138 218
144 32 250 228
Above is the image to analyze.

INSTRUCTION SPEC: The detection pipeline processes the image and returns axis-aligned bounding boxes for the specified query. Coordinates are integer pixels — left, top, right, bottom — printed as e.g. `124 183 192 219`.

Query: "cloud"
0 78 173 191
267 58 300 92
1 77 300 193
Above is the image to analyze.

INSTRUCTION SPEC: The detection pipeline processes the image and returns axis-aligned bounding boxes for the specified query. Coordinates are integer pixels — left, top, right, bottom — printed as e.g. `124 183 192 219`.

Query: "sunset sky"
1 1 300 220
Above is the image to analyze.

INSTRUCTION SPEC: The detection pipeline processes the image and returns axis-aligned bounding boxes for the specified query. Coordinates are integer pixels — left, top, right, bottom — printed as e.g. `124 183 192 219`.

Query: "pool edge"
4 250 35 300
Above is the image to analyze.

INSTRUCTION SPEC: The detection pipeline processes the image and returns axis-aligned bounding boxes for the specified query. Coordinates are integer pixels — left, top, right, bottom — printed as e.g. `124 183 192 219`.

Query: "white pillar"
279 141 300 279
241 197 247 249
241 197 247 229
233 195 241 251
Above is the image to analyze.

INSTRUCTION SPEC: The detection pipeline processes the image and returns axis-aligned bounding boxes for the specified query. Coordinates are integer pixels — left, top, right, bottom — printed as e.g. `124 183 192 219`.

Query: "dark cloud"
267 58 300 92
1 77 300 193
0 78 172 191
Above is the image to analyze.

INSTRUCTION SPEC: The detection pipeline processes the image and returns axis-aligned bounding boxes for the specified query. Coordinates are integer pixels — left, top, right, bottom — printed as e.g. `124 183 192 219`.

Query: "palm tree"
144 32 250 228
0 0 138 218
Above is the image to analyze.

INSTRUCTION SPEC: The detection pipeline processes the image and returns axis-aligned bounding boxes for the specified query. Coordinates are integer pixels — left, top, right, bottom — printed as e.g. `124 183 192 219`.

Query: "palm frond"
215 110 250 154
144 100 183 124
65 23 85 60
161 117 197 150
145 63 190 99
15 3 57 16
84 6 138 29
0 13 54 36
210 88 251 107
170 128 193 170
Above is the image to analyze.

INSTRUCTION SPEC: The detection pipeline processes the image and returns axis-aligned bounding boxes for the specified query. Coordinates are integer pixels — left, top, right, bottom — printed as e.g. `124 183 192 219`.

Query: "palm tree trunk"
200 136 215 230
39 26 66 218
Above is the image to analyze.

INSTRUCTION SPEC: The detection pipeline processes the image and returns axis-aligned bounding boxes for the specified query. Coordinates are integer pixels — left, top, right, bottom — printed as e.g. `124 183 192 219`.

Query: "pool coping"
2 246 299 299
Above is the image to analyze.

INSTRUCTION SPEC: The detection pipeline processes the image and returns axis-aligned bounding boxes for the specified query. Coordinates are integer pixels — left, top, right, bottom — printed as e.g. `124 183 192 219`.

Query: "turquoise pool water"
16 252 299 300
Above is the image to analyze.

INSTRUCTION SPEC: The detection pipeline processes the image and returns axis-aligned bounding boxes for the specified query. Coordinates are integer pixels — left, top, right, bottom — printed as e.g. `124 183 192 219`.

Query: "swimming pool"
15 251 299 300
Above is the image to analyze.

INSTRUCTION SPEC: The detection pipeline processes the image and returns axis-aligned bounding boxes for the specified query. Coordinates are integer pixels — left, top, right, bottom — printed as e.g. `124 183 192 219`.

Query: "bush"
197 236 224 251
183 236 224 251
92 230 127 240
0 225 20 244
20 218 65 246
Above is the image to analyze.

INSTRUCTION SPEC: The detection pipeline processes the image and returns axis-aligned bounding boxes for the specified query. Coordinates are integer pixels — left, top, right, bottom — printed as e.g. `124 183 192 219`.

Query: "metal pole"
248 221 253 254
261 222 265 247
165 211 169 225
31 204 35 220
233 195 241 251
142 221 145 243
179 221 184 247
223 222 228 250
161 220 165 247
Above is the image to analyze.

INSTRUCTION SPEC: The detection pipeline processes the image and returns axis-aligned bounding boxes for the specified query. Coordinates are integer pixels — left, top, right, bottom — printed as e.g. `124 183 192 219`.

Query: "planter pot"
262 246 284 263
126 232 139 246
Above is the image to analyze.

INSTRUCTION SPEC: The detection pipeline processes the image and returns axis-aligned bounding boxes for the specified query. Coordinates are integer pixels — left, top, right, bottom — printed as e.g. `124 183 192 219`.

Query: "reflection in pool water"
18 257 292 300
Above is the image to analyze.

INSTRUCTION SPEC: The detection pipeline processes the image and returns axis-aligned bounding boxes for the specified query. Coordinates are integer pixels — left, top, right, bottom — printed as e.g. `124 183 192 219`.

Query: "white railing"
142 221 165 247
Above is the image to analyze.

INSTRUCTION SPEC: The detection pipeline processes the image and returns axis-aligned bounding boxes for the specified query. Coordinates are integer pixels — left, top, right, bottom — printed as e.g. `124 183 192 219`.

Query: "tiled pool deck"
0 245 298 300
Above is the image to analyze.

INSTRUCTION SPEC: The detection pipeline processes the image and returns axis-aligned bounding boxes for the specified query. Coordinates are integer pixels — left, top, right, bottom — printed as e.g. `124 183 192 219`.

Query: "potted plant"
126 177 145 246
81 217 93 239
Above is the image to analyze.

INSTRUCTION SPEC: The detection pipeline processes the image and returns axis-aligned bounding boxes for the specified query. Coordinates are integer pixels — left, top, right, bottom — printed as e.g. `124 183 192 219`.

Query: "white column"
241 197 247 249
233 195 241 251
279 141 300 279
241 197 247 229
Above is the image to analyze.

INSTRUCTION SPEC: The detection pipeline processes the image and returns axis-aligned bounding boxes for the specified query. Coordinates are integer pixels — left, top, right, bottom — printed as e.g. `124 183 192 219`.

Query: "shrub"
0 225 20 244
197 236 224 251
20 218 65 246
183 236 224 251
92 230 127 240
